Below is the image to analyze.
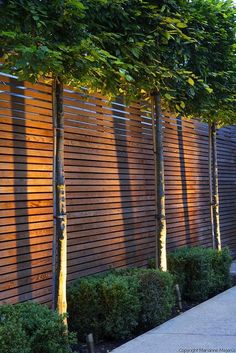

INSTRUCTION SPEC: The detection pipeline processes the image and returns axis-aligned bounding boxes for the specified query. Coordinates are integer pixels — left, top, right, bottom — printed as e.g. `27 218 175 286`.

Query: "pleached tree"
0 0 141 319
84 0 215 270
178 0 236 250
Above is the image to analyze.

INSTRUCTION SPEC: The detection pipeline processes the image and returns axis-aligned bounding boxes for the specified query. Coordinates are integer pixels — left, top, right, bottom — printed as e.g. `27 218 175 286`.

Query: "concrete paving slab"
112 287 236 353
230 261 236 275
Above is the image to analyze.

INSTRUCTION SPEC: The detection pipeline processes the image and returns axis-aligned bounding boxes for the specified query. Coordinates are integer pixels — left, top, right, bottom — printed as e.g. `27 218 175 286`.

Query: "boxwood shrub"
168 246 232 303
67 268 175 341
0 302 74 353
67 276 103 342
68 273 140 341
100 274 140 340
132 269 175 330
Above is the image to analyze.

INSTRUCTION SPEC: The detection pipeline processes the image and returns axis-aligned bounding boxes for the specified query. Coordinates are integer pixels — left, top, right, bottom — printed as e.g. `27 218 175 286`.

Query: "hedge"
67 268 175 341
168 247 232 302
134 269 175 330
0 302 75 353
68 273 140 341
167 246 232 302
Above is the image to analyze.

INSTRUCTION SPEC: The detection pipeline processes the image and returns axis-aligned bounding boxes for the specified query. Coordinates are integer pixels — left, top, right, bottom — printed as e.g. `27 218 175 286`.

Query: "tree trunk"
151 91 167 271
208 123 216 249
52 77 68 323
210 122 221 251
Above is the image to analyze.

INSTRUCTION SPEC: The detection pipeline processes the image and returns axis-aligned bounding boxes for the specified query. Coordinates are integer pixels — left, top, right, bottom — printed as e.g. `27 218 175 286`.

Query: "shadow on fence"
11 77 32 301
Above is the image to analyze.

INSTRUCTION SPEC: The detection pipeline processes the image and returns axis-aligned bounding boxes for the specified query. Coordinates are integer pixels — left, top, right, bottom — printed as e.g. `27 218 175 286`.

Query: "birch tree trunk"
151 91 167 271
210 122 221 251
208 123 216 249
52 77 68 323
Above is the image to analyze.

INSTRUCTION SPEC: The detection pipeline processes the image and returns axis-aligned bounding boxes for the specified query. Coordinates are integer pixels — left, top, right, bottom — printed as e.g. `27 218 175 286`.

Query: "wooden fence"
0 74 236 305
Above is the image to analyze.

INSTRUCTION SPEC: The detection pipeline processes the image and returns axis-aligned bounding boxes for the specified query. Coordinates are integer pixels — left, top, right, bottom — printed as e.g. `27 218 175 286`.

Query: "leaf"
188 78 195 86
160 5 166 13
163 31 171 40
130 47 140 59
165 17 179 24
125 74 133 82
164 93 173 100
180 101 185 109
206 86 213 94
175 104 181 112
177 22 187 28
189 87 195 97
119 68 126 76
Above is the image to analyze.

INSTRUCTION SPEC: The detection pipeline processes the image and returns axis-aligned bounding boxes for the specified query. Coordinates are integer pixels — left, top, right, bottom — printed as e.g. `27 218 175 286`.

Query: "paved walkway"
112 286 236 353
230 260 236 277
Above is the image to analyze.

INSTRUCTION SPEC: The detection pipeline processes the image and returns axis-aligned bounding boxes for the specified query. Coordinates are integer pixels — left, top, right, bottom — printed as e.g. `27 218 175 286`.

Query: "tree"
84 0 214 270
0 0 134 320
0 0 85 322
178 0 236 250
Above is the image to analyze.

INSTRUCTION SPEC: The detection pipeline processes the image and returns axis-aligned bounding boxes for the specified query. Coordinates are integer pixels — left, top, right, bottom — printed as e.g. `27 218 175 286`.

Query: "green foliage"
0 0 86 80
68 269 175 341
84 0 210 107
0 313 30 353
0 0 212 110
100 274 140 340
134 269 175 330
111 268 175 330
67 276 103 342
210 247 233 294
181 0 236 125
147 258 156 269
68 273 140 341
0 0 126 94
168 247 232 303
0 302 74 353
0 0 235 118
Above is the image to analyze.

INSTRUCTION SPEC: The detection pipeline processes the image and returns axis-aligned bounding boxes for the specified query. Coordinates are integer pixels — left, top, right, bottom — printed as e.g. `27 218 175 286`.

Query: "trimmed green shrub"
147 258 156 269
67 276 103 341
210 248 233 295
68 268 175 341
100 274 140 340
168 246 232 303
0 302 74 353
68 273 140 341
109 268 175 330
0 312 30 353
134 269 175 330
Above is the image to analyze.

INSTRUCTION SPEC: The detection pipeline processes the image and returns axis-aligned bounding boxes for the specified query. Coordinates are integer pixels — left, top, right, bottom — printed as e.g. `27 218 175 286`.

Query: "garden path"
112 286 236 353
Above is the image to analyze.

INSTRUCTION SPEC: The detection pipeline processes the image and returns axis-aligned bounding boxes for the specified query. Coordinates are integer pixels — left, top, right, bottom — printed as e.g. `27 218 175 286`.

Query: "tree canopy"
84 0 212 109
0 0 129 91
0 0 235 120
178 0 236 125
0 0 210 110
